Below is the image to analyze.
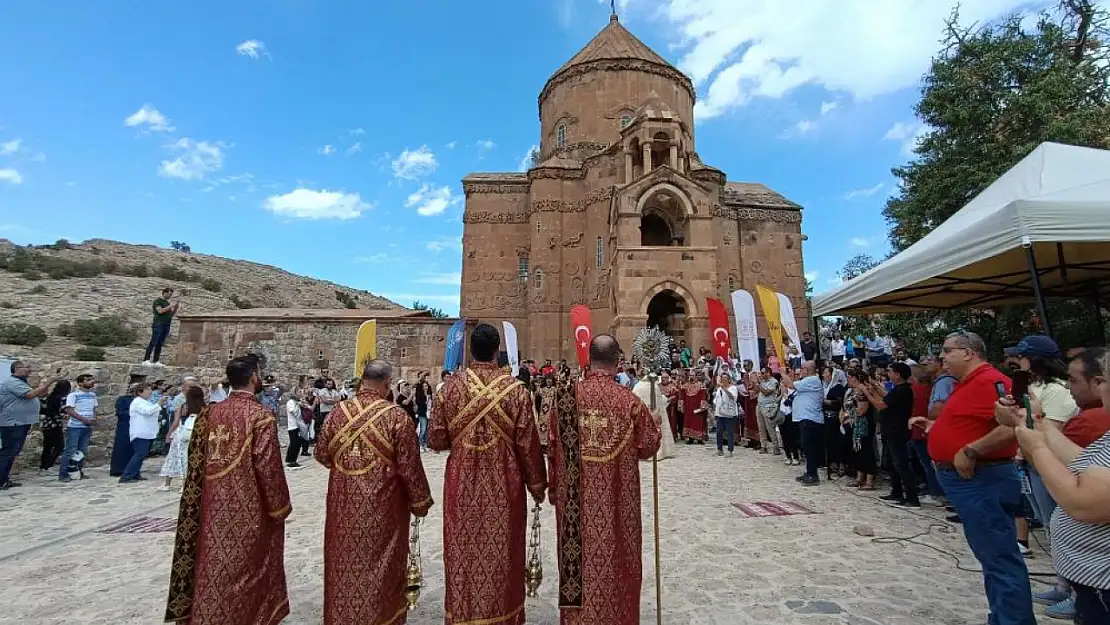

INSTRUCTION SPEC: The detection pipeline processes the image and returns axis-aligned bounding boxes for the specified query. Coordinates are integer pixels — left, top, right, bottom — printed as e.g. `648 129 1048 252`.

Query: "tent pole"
1024 244 1053 338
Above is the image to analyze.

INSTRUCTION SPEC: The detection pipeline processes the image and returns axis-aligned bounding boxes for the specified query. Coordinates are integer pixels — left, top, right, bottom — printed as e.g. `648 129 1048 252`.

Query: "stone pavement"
0 440 1056 625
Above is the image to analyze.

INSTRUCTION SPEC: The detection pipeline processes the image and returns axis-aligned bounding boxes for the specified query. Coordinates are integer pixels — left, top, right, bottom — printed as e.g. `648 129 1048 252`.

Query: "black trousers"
675 408 684 440
285 430 305 465
779 419 800 460
40 427 64 470
883 433 919 503
798 419 824 479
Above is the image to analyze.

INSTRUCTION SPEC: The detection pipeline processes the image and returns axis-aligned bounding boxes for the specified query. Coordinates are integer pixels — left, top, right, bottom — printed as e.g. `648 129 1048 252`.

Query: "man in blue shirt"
0 361 57 489
781 361 825 485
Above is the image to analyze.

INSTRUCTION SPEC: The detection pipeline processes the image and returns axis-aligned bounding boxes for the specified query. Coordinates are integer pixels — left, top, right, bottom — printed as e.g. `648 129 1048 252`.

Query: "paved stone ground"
0 440 1056 625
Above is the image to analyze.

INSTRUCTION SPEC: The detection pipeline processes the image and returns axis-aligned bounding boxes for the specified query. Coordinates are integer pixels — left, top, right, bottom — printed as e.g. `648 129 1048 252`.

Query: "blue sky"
0 0 1053 315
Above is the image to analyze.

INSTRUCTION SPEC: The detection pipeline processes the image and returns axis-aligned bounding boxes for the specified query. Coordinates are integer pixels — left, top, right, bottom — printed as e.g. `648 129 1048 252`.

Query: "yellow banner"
354 320 377 378
755 284 786 363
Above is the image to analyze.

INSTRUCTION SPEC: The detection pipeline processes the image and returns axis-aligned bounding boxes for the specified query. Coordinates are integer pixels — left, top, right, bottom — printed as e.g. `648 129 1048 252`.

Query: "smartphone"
994 381 1007 398
1023 394 1035 429
1011 370 1032 403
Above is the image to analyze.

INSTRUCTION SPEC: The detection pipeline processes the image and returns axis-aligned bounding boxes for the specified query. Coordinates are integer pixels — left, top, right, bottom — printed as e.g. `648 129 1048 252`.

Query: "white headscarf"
824 368 848 398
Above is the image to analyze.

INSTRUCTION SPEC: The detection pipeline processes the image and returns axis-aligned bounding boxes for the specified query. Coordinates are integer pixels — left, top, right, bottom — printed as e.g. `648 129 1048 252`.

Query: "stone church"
460 14 807 363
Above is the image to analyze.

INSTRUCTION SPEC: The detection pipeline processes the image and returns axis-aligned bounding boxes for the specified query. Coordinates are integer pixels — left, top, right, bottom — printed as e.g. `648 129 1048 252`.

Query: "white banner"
776 292 802 354
730 289 760 368
502 321 520 377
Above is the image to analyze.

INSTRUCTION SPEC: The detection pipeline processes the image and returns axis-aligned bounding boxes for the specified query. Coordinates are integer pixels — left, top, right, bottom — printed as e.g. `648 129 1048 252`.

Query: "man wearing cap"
930 331 1036 625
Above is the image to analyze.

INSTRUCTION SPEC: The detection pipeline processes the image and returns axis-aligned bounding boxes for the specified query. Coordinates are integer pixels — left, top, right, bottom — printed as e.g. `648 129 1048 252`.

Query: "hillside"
0 238 404 364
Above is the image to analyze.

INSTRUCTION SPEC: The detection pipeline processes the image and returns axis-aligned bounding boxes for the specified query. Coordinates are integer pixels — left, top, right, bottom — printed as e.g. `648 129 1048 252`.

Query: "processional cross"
209 425 231 461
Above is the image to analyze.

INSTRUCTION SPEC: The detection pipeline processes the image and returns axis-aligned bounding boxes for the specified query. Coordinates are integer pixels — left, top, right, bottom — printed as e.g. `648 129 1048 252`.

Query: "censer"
524 501 543 597
405 516 423 610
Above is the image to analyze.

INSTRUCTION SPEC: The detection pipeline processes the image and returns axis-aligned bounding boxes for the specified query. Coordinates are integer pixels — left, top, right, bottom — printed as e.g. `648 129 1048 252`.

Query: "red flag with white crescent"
569 304 593 368
706 297 731 359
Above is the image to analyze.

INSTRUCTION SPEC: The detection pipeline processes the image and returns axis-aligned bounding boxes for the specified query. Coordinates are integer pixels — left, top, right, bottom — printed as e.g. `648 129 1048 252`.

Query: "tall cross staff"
632 327 669 625
611 0 617 16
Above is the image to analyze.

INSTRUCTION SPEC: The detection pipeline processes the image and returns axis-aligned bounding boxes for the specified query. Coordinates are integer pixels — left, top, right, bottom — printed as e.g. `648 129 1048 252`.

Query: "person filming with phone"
995 346 1110 624
927 331 1036 625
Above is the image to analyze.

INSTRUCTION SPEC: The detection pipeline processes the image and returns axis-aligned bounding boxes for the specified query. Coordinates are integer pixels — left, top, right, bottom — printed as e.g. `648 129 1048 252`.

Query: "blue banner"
443 319 466 372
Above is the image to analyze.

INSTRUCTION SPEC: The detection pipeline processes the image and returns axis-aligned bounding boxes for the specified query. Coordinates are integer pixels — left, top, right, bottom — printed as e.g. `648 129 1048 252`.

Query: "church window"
556 123 567 148
518 256 529 283
400 347 410 359
535 268 543 289
620 115 633 129
227 349 234 361
536 221 541 233
595 236 604 268
317 349 325 361
728 276 735 291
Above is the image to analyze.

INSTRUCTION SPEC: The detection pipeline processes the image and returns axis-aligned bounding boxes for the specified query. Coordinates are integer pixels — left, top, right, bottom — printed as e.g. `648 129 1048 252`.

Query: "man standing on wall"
143 287 178 367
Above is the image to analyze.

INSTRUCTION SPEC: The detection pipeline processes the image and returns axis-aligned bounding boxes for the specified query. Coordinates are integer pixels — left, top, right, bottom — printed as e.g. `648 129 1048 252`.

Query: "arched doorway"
646 290 686 343
637 185 687 246
640 213 672 246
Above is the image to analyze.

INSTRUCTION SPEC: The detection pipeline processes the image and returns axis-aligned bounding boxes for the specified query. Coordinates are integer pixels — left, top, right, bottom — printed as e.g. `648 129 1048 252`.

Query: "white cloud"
345 142 362 155
235 39 268 59
820 101 838 115
885 121 930 157
0 168 22 184
844 182 884 200
65 181 76 187
849 236 872 248
158 138 225 181
427 236 463 252
392 146 438 180
804 270 819 283
405 184 459 217
519 144 539 172
794 120 815 133
445 141 458 150
0 139 21 156
660 0 1038 120
29 152 45 163
355 253 389 264
124 104 175 133
476 139 497 156
262 188 371 220
417 272 462 285
318 144 336 156
349 128 365 137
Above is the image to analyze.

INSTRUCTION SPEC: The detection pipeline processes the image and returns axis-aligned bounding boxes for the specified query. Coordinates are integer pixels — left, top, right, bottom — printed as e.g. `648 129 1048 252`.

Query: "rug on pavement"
98 516 177 534
731 501 820 518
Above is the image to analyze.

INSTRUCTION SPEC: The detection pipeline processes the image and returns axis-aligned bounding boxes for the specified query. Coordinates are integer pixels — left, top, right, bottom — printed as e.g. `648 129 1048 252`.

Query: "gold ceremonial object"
525 501 543 597
405 516 423 610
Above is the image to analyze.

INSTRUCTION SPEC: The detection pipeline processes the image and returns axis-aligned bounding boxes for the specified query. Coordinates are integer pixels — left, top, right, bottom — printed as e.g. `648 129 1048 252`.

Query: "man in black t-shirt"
860 361 920 507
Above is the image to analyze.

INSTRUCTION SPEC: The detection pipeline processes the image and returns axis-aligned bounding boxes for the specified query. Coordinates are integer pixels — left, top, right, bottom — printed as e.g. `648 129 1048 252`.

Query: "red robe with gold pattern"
681 382 708 442
315 389 434 625
548 371 662 625
661 382 680 441
428 362 548 625
165 391 291 625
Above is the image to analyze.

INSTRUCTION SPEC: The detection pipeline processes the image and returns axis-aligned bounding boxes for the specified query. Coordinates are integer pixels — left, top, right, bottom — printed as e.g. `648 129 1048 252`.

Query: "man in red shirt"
928 331 1036 625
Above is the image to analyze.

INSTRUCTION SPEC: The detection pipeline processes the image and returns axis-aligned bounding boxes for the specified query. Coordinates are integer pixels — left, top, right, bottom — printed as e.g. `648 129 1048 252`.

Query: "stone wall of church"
729 209 809 338
539 68 695 157
176 317 455 387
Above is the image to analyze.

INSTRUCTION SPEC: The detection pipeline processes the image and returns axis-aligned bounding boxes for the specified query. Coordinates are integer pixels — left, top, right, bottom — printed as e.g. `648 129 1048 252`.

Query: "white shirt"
286 399 304 431
831 340 846 357
209 385 228 403
129 396 162 441
714 384 741 418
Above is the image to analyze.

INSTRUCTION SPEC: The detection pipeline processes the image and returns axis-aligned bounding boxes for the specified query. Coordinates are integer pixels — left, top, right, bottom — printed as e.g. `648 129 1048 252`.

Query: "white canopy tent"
812 142 1110 329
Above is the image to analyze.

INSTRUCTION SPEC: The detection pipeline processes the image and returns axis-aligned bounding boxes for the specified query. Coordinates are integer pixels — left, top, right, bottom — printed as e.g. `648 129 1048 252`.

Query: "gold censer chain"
405 516 423 610
525 502 543 597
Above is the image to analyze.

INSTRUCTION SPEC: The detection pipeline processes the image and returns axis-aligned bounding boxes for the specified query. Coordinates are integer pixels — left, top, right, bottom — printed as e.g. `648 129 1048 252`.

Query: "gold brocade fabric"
547 371 662 625
681 383 708 441
164 392 291 625
428 363 547 625
553 377 583 608
535 387 555 445
315 390 433 625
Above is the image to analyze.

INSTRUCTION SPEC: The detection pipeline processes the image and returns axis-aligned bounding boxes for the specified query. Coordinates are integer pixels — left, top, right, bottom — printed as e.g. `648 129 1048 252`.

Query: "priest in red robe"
681 371 708 444
165 354 291 625
428 323 547 625
548 334 662 625
315 359 433 625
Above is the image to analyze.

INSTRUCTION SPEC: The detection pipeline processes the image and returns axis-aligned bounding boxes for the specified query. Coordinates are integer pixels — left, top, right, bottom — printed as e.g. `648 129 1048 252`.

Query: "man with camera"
143 287 179 367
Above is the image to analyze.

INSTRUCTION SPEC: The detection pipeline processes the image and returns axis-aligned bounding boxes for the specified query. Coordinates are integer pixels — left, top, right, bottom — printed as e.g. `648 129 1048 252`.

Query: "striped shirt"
1051 430 1110 589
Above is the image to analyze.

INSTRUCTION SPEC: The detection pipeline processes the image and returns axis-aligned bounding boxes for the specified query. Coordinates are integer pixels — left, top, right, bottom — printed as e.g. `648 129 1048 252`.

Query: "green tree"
842 1 1110 355
412 300 449 318
527 146 542 169
837 254 880 282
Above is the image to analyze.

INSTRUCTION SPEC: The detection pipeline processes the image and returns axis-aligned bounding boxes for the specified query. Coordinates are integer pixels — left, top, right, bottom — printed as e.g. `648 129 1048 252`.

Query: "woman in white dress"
633 375 675 460
157 386 205 491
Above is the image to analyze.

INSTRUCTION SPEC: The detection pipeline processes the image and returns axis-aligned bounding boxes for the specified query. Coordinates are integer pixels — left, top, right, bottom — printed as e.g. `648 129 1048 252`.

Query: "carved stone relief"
570 276 586 304
463 183 529 196
712 206 803 223
463 211 528 224
563 232 583 248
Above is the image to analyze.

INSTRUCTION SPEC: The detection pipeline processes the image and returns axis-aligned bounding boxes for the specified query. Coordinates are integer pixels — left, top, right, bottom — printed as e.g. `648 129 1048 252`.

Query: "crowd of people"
1 323 1109 624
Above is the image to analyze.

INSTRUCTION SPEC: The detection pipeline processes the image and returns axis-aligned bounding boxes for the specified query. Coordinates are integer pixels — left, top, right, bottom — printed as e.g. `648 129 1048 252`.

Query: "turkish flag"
706 297 731 359
569 305 593 368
